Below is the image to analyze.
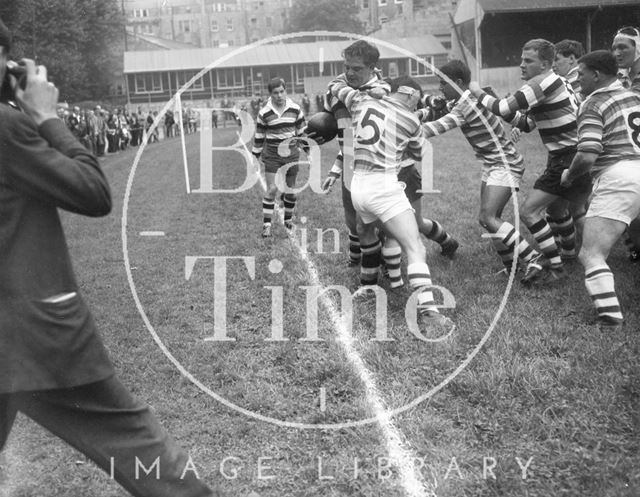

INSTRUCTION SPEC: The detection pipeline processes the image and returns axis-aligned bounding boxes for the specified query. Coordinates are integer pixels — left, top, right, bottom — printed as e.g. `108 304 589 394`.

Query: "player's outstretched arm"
469 80 540 121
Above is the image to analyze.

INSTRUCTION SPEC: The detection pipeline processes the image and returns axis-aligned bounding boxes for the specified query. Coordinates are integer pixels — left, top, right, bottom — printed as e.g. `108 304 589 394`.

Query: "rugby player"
469 39 592 284
612 26 640 260
329 73 454 331
418 59 539 273
252 77 306 238
560 50 640 331
318 40 457 270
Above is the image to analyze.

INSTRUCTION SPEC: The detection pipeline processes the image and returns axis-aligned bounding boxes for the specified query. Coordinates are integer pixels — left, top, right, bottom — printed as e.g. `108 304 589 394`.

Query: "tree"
285 0 364 35
0 0 124 102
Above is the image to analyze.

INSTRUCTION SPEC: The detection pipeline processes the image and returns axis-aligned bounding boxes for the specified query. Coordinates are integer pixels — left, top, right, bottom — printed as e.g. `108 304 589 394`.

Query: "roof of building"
455 0 638 24
129 32 197 50
124 36 446 73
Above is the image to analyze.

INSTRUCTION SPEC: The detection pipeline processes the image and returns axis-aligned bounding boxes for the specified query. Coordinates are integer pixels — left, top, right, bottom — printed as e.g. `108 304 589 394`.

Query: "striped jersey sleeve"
576 82 640 177
252 98 305 156
419 91 524 169
477 72 579 152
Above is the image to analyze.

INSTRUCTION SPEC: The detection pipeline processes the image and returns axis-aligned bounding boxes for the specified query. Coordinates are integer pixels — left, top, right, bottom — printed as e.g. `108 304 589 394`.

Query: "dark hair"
616 26 640 45
267 77 286 93
555 39 585 59
523 38 555 64
578 50 618 76
342 40 380 67
439 59 471 85
388 75 423 97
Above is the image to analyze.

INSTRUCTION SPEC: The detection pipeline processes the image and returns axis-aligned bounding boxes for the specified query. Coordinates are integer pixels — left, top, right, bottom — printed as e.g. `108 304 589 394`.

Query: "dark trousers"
0 377 216 497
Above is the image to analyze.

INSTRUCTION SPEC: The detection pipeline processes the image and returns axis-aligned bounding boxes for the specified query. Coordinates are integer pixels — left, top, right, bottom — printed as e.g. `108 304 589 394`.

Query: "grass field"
1 123 639 497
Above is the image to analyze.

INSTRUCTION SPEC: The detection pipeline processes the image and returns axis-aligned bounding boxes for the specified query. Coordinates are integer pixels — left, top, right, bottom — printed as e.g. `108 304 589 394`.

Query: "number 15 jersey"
329 77 425 174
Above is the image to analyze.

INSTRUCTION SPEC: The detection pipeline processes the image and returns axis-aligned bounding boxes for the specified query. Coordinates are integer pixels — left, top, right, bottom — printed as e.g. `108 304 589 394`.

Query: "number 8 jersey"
576 80 640 178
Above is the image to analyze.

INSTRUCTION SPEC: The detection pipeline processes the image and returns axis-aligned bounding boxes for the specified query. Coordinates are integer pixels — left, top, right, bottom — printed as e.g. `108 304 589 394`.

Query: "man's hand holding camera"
8 59 58 126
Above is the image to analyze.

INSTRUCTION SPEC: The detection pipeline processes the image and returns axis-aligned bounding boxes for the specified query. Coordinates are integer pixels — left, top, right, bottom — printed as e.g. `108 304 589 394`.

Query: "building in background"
123 35 447 107
124 0 294 49
123 0 456 49
451 0 640 94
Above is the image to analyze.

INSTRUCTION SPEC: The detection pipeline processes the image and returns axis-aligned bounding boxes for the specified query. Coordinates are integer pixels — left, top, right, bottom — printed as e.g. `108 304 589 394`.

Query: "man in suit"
0 18 220 497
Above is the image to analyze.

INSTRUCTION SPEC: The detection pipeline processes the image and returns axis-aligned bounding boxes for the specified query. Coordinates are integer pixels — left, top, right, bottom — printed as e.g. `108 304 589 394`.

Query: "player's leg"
382 209 452 330
381 236 403 288
14 378 219 497
520 188 564 281
282 163 299 230
578 160 640 330
262 170 278 237
401 165 458 257
580 217 626 330
356 217 381 287
479 182 519 268
342 182 361 267
411 199 458 258
547 198 577 259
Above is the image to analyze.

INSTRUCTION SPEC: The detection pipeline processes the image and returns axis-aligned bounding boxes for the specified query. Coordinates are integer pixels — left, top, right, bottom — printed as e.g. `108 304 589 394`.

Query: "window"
212 39 219 47
134 73 163 93
211 19 219 32
395 0 403 3
226 18 233 31
379 15 388 23
362 0 369 7
228 39 234 46
378 0 387 5
178 20 192 33
133 8 149 17
250 17 257 25
142 23 153 34
410 56 435 76
217 68 243 89
175 71 204 91
266 16 272 27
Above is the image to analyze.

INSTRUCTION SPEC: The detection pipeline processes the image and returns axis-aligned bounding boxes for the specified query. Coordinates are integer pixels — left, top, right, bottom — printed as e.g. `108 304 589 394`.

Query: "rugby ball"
306 112 338 143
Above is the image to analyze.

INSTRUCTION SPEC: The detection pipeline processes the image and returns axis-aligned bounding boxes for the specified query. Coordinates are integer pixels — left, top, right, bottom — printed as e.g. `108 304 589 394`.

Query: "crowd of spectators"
57 105 204 157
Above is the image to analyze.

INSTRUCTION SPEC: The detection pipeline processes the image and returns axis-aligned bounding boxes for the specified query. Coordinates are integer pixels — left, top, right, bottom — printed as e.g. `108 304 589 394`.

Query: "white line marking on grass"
122 30 516 434
175 93 191 194
239 135 436 497
319 387 326 412
139 231 166 237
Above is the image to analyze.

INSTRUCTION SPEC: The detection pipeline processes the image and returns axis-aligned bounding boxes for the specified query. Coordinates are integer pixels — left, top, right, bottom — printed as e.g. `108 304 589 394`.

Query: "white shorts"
351 171 414 224
481 165 522 189
586 159 640 225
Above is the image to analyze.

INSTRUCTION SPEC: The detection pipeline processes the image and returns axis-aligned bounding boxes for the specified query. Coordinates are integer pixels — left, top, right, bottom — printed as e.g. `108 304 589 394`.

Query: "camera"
6 60 27 90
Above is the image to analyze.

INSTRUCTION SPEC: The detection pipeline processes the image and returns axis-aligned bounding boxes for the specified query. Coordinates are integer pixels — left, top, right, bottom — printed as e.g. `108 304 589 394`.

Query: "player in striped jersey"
318 41 458 269
252 77 306 238
612 26 640 260
560 50 640 331
469 39 592 285
554 40 584 98
613 26 640 92
548 39 586 259
329 73 454 332
418 59 539 274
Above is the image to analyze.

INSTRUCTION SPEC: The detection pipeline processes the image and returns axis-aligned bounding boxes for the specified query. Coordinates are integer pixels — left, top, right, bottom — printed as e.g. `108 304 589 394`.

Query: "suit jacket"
0 102 115 393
